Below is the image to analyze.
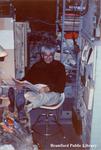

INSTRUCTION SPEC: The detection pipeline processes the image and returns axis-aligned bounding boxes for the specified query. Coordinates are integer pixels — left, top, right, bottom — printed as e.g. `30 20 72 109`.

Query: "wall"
90 41 101 149
0 18 15 82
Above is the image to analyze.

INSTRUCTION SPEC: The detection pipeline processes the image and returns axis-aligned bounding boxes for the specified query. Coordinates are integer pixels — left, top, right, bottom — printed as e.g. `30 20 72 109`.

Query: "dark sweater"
23 60 67 93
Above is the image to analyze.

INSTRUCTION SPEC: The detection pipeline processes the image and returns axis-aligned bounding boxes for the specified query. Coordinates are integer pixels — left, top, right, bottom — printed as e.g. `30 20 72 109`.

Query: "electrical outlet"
61 111 72 119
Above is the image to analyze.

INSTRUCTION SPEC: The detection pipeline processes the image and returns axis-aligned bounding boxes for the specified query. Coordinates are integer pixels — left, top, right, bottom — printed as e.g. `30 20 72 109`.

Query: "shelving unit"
56 0 81 99
55 0 90 124
56 0 88 53
56 0 89 98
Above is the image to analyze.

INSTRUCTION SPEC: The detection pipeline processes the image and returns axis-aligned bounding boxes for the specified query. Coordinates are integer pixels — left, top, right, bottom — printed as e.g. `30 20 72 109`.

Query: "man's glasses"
43 53 53 57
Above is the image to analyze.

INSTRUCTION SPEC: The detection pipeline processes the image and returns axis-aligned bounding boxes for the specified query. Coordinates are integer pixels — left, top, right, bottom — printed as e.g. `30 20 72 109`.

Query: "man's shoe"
18 113 28 126
19 117 28 125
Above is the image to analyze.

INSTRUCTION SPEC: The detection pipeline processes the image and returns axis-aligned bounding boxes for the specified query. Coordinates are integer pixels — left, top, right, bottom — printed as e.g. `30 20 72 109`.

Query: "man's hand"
15 82 24 90
12 78 24 90
25 103 33 112
39 86 50 93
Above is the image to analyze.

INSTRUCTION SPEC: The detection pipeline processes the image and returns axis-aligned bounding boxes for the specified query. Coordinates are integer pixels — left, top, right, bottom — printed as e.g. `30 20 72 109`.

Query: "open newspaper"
12 78 47 93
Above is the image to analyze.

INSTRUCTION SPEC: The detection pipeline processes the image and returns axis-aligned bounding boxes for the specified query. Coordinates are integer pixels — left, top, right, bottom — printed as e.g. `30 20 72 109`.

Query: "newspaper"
12 78 47 93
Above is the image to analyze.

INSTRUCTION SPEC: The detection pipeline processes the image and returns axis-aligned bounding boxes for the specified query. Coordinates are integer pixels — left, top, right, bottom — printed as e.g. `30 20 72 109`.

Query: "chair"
25 93 65 137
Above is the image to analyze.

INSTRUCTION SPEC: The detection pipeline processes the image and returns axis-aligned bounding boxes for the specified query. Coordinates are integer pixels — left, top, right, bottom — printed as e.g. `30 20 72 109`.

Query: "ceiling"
1 0 100 31
13 0 56 31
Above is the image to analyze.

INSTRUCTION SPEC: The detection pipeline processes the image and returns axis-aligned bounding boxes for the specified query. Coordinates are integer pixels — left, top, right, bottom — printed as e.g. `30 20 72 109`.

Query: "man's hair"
41 42 56 54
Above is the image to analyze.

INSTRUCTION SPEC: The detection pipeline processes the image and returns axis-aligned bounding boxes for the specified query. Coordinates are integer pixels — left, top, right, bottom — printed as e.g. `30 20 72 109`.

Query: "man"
8 42 67 122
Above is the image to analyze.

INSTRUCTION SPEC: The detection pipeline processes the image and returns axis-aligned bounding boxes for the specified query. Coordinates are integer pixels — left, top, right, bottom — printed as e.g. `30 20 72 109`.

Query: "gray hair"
41 43 56 54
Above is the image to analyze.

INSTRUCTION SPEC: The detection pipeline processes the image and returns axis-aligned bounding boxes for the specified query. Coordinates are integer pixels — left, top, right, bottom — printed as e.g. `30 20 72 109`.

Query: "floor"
28 99 87 150
31 119 86 150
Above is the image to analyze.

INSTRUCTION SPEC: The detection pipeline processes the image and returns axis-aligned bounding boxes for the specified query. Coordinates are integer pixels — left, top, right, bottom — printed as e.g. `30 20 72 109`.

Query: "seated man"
8 42 67 122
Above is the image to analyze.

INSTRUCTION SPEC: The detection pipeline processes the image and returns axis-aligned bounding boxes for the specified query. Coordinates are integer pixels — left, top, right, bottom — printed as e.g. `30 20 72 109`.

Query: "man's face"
42 50 54 64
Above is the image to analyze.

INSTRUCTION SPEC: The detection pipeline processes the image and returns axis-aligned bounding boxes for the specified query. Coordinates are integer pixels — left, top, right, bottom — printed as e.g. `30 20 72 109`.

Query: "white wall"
0 18 15 81
90 41 101 149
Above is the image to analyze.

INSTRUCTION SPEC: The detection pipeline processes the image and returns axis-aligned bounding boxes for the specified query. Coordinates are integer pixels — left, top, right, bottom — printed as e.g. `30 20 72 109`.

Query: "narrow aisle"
32 122 86 150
